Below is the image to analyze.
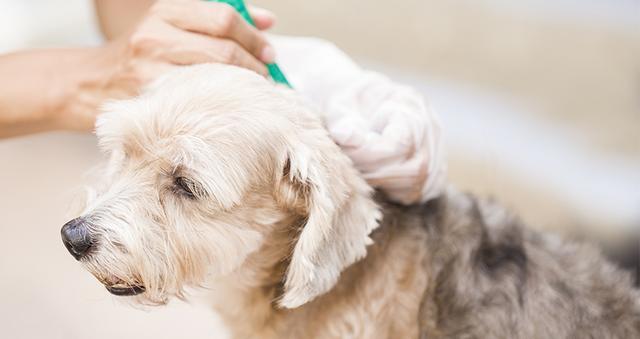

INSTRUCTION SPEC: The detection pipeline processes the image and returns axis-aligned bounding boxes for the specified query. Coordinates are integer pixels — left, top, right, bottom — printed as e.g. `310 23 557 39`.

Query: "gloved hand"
270 36 446 204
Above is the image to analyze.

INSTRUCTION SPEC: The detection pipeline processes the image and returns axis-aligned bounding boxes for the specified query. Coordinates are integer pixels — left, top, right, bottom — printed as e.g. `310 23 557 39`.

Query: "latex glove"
271 35 446 204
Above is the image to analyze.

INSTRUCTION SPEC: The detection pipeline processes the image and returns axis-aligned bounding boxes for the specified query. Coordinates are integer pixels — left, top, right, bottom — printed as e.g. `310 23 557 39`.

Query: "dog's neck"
204 197 442 339
206 211 299 338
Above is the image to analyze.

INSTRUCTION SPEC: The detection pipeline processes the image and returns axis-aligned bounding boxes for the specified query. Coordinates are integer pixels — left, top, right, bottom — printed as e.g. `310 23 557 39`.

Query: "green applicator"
207 0 291 87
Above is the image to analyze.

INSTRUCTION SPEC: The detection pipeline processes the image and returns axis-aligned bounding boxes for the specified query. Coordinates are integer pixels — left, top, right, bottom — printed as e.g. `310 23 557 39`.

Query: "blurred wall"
257 0 640 156
254 0 640 234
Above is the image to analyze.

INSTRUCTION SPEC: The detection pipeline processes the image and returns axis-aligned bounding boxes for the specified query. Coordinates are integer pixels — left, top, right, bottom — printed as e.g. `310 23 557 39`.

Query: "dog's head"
61 64 380 307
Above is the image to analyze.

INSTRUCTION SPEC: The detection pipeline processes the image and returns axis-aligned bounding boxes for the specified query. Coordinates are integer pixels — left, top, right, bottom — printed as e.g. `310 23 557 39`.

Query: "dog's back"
371 189 640 338
299 189 640 338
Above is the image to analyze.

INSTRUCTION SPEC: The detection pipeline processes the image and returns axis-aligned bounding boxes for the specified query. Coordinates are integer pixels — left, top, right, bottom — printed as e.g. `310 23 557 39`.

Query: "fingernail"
260 66 269 77
252 7 276 21
260 45 276 64
249 6 277 25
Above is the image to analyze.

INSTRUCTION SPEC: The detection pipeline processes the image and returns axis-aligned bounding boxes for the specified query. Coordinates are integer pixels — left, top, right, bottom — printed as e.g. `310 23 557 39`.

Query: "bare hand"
104 0 275 94
57 0 277 132
0 0 277 137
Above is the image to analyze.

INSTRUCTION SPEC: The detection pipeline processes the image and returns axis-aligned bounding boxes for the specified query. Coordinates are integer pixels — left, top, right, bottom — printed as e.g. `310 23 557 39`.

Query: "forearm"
94 0 154 40
0 45 120 138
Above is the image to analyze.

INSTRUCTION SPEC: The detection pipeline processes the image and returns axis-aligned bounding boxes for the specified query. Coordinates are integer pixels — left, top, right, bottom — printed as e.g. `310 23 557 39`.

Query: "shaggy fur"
63 64 640 338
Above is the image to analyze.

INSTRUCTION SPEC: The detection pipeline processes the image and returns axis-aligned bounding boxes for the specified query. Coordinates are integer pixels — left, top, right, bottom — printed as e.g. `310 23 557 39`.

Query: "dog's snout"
61 217 94 260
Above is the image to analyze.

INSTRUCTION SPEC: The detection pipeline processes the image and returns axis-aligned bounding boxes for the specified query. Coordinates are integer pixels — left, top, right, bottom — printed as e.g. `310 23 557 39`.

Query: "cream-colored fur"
82 64 384 336
68 64 640 339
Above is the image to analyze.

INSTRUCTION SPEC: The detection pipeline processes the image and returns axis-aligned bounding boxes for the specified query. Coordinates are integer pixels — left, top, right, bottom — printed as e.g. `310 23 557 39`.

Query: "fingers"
248 6 276 30
157 25 268 76
208 39 269 75
154 0 274 63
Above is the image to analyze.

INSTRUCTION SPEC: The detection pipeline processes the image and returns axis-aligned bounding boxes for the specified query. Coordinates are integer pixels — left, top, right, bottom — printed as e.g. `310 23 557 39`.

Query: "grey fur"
376 189 640 339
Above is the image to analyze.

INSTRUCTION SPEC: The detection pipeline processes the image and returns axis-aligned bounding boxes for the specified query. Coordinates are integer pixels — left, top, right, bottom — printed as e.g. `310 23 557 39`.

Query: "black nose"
61 217 94 260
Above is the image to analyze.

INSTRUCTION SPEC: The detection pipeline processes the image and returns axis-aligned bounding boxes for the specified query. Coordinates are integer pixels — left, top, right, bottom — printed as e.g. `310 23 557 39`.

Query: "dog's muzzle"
61 217 146 297
61 217 95 260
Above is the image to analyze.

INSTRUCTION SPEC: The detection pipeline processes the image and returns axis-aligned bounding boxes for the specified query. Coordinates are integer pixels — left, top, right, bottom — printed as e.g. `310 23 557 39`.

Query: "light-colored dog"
61 64 640 338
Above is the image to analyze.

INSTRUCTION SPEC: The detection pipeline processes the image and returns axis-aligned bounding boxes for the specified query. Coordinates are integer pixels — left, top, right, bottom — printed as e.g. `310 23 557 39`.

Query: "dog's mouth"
93 273 146 297
105 283 145 296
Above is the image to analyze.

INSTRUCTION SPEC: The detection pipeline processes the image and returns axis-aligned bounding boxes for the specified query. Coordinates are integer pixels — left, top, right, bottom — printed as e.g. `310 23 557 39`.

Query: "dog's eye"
174 176 200 199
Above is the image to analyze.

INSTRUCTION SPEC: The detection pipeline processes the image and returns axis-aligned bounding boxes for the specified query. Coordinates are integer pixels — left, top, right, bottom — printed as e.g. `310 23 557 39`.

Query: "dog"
61 64 640 338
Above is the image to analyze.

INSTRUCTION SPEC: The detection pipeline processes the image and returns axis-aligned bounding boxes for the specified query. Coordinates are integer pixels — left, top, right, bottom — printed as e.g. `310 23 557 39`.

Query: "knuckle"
126 34 144 54
127 31 156 55
219 42 239 63
250 38 266 55
216 5 238 34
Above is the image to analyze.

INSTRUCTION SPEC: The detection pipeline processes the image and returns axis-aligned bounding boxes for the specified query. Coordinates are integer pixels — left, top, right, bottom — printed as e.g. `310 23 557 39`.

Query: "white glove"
270 35 446 204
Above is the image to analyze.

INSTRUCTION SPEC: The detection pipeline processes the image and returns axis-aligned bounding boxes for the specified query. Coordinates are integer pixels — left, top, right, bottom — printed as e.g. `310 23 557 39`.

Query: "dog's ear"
275 128 381 308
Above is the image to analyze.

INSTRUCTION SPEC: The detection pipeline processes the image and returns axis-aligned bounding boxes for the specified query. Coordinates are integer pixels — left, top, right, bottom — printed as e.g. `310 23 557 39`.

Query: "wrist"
51 43 128 132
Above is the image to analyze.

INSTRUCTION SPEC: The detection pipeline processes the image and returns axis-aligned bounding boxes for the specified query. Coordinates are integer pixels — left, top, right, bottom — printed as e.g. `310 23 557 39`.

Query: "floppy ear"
275 128 381 308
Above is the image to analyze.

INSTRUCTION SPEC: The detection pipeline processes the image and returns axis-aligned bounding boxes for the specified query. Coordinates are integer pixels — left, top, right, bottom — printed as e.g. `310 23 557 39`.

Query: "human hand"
58 0 276 132
270 36 447 204
112 0 275 76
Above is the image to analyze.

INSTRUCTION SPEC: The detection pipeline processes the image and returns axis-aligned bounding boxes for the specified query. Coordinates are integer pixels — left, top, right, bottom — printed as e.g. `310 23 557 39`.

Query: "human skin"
0 0 275 138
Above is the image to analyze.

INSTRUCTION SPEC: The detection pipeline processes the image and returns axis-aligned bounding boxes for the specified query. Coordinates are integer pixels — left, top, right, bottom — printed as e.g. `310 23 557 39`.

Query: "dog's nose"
61 217 94 260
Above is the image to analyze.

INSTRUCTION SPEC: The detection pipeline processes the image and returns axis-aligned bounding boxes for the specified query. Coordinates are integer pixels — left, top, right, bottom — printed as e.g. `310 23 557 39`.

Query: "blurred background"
0 0 638 338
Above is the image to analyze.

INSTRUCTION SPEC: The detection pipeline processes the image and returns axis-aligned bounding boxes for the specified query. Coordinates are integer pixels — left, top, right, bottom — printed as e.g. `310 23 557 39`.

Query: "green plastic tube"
207 0 292 87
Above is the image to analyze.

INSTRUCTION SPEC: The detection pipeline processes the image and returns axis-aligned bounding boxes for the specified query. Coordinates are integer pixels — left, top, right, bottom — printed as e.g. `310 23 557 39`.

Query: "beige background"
0 1 638 338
